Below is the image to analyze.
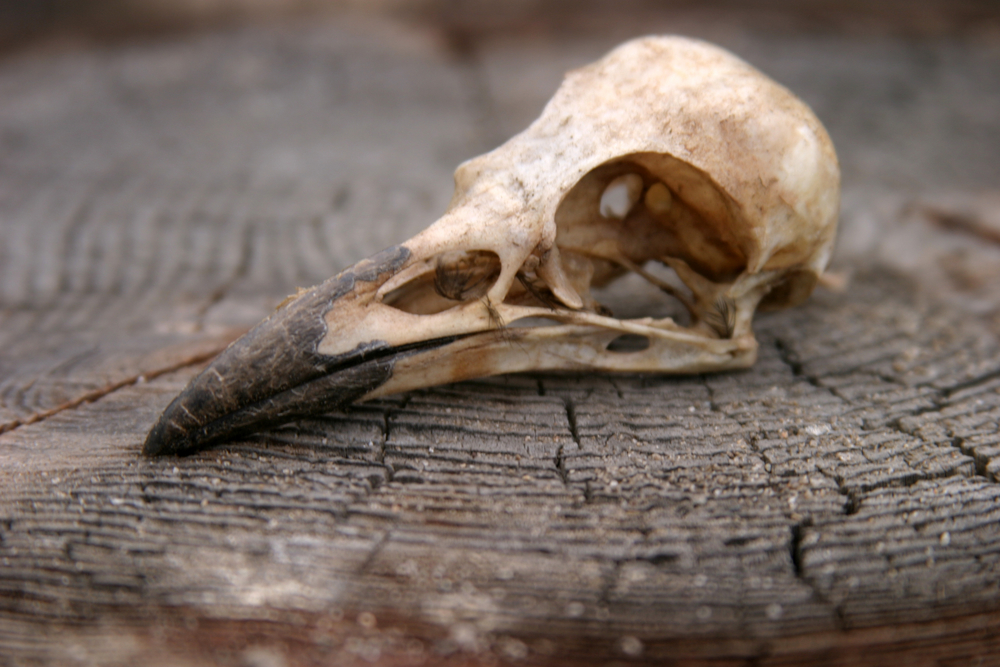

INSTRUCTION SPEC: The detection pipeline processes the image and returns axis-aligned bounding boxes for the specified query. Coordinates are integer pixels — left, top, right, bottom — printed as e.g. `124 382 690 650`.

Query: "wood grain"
1 9 999 666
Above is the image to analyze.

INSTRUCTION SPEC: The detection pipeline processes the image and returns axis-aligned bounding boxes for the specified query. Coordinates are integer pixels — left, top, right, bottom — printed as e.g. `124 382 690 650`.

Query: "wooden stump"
2 8 999 666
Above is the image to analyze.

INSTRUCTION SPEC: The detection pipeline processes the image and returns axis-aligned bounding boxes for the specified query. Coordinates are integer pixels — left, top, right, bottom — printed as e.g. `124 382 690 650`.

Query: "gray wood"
1 8 1000 666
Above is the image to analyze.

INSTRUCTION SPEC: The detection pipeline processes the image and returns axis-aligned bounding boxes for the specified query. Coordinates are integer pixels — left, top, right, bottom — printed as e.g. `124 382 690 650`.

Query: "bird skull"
144 36 839 456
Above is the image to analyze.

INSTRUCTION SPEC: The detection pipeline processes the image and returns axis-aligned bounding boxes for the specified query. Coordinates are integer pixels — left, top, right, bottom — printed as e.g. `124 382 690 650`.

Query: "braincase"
532 36 839 277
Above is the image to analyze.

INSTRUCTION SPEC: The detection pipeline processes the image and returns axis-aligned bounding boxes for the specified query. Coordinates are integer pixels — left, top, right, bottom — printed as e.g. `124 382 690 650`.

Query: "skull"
144 36 839 456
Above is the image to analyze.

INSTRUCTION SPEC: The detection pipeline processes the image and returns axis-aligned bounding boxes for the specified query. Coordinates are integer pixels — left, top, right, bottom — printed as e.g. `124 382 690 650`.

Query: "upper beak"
143 245 450 456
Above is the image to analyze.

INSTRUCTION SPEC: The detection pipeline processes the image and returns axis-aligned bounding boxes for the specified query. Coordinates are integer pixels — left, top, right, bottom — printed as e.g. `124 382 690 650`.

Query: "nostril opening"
382 250 502 315
434 250 502 301
606 333 650 352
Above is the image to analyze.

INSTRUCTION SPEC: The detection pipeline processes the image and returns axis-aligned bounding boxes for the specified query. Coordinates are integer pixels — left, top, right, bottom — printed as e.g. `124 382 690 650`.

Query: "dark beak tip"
141 433 162 457
141 414 184 457
142 392 209 457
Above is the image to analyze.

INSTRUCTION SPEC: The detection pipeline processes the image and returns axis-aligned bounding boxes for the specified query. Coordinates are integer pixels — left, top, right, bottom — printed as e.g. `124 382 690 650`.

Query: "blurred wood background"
1 1 1000 665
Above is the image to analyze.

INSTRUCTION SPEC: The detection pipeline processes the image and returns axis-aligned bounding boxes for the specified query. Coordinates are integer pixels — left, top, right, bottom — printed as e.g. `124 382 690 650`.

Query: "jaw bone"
144 35 840 456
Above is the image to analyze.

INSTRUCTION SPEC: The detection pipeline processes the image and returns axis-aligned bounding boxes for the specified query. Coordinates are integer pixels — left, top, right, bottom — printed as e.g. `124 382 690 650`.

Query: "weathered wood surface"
2 8 1000 666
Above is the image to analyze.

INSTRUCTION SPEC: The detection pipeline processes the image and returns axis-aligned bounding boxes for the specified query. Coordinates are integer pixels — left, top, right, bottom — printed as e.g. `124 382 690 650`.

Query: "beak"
142 245 443 456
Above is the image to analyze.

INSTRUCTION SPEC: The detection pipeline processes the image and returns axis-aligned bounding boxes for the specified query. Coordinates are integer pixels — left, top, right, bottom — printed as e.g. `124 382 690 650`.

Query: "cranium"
144 36 839 456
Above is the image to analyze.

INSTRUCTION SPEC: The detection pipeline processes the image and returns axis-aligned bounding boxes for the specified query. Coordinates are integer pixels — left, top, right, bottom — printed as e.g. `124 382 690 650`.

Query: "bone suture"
144 36 839 456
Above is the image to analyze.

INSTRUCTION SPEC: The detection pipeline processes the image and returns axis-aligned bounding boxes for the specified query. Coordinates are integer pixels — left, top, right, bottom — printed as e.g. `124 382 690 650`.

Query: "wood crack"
953 436 993 479
889 410 995 485
762 340 868 512
773 337 836 395
356 530 390 577
771 332 998 500
0 344 231 438
789 518 846 629
556 397 579 486
789 520 807 578
379 394 412 482
944 367 1000 399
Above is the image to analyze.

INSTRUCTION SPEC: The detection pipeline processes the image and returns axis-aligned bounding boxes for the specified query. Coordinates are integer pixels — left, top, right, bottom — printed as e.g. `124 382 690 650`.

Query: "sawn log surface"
2 10 1000 666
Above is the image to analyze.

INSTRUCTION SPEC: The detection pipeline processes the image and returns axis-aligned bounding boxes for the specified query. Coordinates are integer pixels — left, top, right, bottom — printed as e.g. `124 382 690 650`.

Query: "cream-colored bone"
321 35 839 391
